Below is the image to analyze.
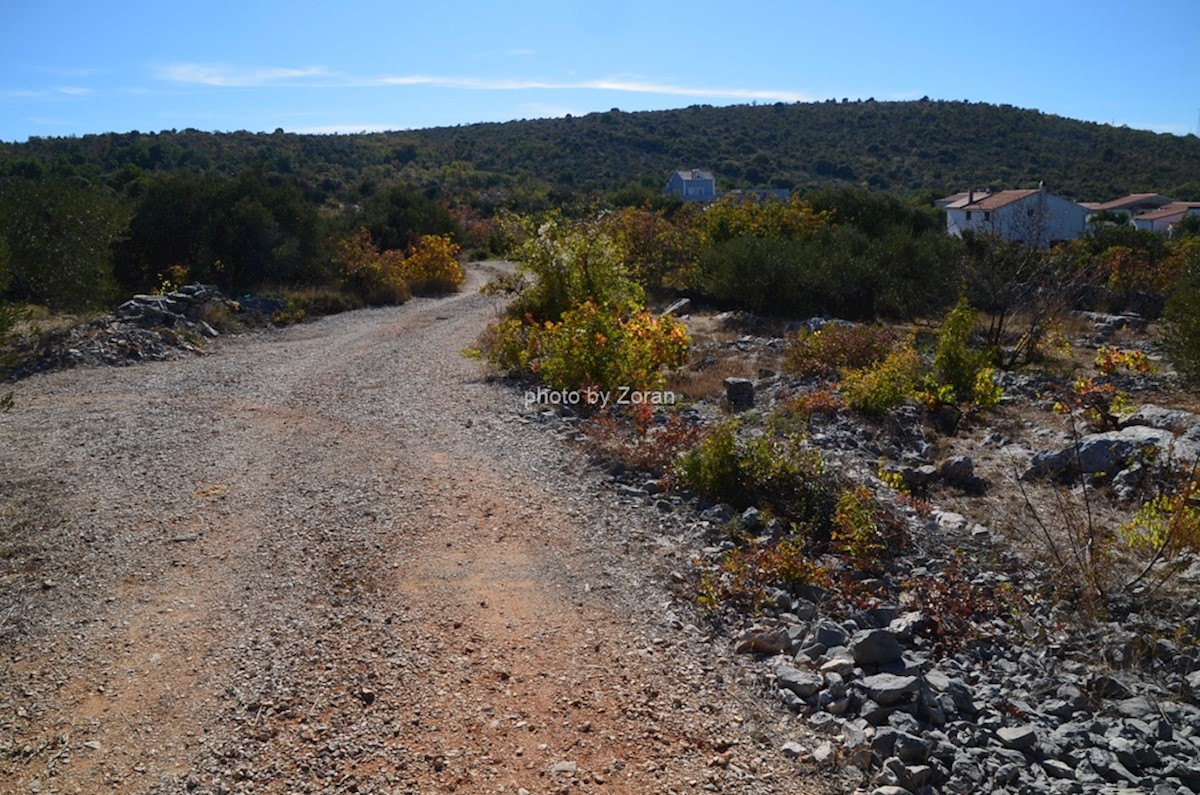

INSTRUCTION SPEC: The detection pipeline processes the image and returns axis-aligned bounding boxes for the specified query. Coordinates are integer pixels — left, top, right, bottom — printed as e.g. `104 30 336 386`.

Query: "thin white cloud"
375 73 810 102
0 87 91 99
155 63 333 87
155 62 811 102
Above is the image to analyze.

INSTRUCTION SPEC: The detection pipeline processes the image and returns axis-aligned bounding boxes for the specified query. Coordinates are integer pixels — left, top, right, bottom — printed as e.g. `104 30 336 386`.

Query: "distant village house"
666 169 717 201
938 185 1088 246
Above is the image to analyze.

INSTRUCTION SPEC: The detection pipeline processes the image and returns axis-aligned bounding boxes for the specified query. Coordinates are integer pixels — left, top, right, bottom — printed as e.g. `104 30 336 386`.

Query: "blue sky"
2 0 1198 143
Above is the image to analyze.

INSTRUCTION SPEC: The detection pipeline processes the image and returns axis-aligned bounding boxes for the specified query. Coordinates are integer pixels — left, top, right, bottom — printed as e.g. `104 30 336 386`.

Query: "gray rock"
724 377 755 411
852 628 903 666
861 673 920 705
548 760 577 776
1121 404 1195 433
780 740 805 758
1117 696 1155 720
1089 674 1133 700
1042 759 1075 780
901 464 937 491
775 664 824 697
938 456 975 483
996 725 1038 751
893 731 931 764
813 620 850 649
1186 670 1200 692
1026 425 1187 480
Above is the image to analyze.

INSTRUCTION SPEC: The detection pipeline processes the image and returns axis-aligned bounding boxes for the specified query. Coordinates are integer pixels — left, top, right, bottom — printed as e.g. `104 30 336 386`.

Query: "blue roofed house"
666 169 717 201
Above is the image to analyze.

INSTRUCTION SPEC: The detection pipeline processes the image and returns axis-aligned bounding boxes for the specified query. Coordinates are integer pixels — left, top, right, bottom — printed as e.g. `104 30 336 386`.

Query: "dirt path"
1 265 824 794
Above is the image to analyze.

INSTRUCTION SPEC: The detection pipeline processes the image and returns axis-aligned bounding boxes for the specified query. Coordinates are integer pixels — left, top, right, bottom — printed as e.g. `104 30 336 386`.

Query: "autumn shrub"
783 386 844 420
675 420 834 532
903 556 1027 654
485 299 688 396
698 539 831 611
536 300 689 393
784 323 901 378
1120 463 1200 596
1052 376 1131 432
401 234 465 295
839 346 922 416
271 286 364 317
830 485 888 570
1094 346 1153 377
335 228 410 306
583 405 709 479
502 211 643 323
482 316 546 376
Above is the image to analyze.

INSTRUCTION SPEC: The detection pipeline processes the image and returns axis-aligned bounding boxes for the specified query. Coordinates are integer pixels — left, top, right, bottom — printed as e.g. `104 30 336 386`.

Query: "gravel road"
1 264 828 794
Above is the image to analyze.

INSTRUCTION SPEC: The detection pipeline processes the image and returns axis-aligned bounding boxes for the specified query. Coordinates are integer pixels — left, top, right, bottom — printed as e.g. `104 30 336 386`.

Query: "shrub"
839 346 921 415
1163 240 1200 388
698 539 830 611
583 406 709 479
401 234 465 295
931 295 988 400
481 316 545 376
831 485 887 570
675 420 833 531
696 235 816 317
784 323 900 378
335 227 410 306
1094 346 1153 377
536 300 689 393
502 211 643 323
1120 463 1200 596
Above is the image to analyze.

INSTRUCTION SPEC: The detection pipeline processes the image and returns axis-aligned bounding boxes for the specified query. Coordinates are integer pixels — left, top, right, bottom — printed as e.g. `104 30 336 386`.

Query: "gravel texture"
0 264 835 794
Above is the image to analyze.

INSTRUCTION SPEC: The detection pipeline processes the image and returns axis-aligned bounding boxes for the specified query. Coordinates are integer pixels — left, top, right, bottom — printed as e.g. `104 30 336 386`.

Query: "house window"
984 211 991 222
965 211 972 221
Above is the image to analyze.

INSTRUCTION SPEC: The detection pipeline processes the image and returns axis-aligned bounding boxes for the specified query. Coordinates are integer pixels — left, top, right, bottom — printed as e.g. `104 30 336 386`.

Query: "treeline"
0 167 465 313
4 100 1200 214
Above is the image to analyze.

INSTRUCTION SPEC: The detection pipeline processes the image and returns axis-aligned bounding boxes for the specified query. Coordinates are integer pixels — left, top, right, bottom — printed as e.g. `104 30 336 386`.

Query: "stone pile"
15 285 241 376
752 593 1200 794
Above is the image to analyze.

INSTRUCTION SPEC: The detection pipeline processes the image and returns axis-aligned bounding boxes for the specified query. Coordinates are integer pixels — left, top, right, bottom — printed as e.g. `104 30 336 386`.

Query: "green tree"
366 184 460 251
113 172 219 291
1163 238 1200 388
0 177 128 311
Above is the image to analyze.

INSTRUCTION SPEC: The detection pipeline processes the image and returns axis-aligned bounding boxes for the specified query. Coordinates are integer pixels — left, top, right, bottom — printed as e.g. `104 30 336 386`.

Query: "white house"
1131 202 1200 234
1081 193 1174 221
941 185 1088 245
666 169 717 201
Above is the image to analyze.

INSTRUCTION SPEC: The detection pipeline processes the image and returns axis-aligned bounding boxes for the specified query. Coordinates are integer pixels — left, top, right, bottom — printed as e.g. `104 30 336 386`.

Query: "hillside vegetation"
4 99 1200 210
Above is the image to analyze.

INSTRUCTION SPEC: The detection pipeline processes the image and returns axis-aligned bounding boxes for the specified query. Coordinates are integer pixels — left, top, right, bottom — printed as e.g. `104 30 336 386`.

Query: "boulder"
723 377 755 411
852 629 904 666
1025 425 1183 480
860 673 920 706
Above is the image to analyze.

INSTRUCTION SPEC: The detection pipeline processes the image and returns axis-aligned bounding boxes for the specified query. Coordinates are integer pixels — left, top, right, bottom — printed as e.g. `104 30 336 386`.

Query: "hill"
3 99 1200 208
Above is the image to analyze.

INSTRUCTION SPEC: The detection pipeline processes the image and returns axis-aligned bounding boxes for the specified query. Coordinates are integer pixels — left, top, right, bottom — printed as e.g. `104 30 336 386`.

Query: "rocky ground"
4 270 1200 794
579 310 1200 794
